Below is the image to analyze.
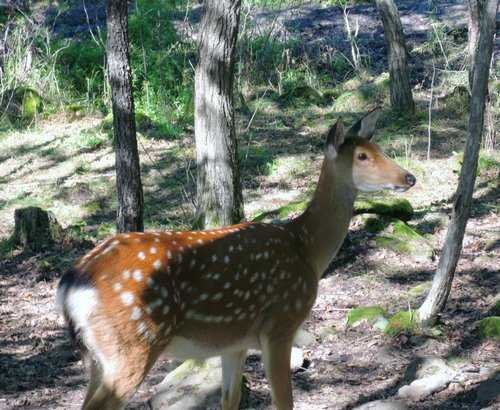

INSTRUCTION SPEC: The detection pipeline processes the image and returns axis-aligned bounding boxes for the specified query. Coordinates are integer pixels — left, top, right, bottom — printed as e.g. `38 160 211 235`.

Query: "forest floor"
1 1 499 409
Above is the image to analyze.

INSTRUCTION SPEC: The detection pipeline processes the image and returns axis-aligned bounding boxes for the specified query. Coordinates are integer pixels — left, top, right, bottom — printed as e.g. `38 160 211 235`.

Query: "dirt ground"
1 1 499 409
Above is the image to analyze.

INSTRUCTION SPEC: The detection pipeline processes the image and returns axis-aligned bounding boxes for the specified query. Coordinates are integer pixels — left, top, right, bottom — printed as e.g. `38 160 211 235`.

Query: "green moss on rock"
408 282 432 297
354 198 414 221
252 200 309 223
384 311 419 336
376 219 435 258
476 317 500 339
347 306 387 326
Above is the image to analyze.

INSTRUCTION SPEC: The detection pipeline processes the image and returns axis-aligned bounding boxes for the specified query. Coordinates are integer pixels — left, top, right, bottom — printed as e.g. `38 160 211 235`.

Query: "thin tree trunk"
194 0 244 229
106 0 144 233
375 0 415 114
467 0 487 88
418 0 498 324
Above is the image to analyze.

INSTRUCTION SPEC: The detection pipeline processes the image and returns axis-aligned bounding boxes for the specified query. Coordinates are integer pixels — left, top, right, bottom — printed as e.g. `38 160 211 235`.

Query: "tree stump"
13 207 63 251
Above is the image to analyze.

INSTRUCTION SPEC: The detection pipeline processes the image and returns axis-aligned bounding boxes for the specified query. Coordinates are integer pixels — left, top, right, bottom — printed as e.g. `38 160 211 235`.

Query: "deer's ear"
347 107 381 140
326 117 344 160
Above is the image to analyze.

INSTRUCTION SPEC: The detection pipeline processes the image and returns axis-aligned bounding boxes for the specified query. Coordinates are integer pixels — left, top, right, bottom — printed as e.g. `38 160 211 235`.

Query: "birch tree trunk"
418 0 498 324
194 0 244 229
106 0 144 233
375 0 415 114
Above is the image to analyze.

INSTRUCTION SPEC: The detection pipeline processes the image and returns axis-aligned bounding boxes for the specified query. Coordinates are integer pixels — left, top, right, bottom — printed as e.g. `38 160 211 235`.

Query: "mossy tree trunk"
106 0 144 233
194 0 244 229
418 0 498 324
375 0 415 114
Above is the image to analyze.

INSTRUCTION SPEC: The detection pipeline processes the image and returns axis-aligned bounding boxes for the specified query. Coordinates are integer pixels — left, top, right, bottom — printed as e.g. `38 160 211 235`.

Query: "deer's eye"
358 153 367 161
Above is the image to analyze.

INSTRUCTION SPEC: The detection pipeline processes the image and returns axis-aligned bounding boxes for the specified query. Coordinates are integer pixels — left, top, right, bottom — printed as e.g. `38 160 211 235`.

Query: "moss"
347 306 387 326
408 282 432 297
384 310 419 336
476 317 500 339
10 87 44 121
286 85 325 106
170 359 206 381
376 219 435 258
332 91 366 112
354 198 414 221
319 326 337 340
364 215 386 233
252 200 309 223
492 301 500 316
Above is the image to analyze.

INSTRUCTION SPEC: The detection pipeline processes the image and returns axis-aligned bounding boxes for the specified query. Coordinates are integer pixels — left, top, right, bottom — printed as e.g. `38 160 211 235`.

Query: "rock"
397 356 455 400
13 207 63 251
398 373 453 399
354 198 414 221
150 357 245 410
375 219 435 260
294 328 316 347
347 306 388 327
290 347 304 370
353 399 408 410
384 311 419 336
374 347 395 365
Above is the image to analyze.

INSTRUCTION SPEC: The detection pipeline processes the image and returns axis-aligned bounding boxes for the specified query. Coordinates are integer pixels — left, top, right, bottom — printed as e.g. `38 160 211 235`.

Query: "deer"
57 107 416 410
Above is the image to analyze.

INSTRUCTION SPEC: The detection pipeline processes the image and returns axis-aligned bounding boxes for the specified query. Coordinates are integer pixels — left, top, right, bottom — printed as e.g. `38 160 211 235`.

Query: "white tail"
57 108 415 410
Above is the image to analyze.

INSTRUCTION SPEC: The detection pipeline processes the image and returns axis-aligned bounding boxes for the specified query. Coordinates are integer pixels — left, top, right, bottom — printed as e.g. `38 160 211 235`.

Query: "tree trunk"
375 0 415 114
418 0 498 324
194 0 244 229
467 0 487 88
106 0 144 233
13 207 63 251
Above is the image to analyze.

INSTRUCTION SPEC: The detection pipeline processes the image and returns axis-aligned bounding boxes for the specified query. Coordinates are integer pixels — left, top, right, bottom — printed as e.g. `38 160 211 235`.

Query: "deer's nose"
406 174 416 187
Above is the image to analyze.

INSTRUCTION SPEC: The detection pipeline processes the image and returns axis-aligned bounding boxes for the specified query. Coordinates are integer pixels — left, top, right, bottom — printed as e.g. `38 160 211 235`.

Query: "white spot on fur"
120 291 134 306
131 306 142 321
133 269 143 282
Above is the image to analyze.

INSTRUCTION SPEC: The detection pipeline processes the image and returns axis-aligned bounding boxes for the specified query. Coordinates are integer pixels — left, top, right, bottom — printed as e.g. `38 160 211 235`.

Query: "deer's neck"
290 159 357 280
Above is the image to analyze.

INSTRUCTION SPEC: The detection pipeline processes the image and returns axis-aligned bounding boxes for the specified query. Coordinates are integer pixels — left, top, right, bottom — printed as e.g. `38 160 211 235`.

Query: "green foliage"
451 151 500 176
476 317 500 339
55 0 193 127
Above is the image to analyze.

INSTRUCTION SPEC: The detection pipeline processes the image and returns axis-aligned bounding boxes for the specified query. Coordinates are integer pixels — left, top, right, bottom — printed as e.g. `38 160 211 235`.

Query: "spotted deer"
57 108 416 410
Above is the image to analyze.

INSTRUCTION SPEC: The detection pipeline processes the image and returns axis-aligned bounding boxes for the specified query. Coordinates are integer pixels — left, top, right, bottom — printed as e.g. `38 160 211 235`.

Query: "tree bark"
375 0 415 114
418 0 498 324
467 0 487 88
194 0 244 229
106 0 144 233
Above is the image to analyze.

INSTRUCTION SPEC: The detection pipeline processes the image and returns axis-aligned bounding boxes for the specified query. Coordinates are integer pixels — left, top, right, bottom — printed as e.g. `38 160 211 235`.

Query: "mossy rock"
252 200 309 223
384 311 419 336
286 85 326 106
376 219 435 259
476 317 500 339
332 90 367 112
408 282 432 298
5 87 44 121
354 198 414 221
347 306 388 326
